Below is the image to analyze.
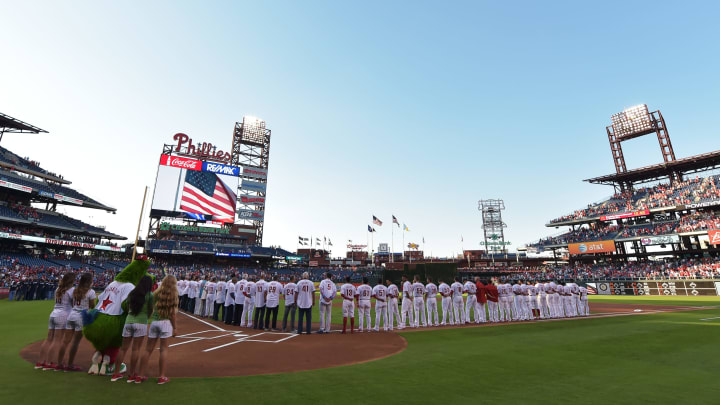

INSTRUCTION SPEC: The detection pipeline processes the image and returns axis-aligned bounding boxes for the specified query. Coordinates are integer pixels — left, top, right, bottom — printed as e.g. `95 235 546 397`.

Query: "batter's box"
243 332 297 343
175 329 234 339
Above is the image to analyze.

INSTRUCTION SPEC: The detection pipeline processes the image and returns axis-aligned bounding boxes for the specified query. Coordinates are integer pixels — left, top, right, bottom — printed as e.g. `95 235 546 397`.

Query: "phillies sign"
172 133 231 163
160 155 201 171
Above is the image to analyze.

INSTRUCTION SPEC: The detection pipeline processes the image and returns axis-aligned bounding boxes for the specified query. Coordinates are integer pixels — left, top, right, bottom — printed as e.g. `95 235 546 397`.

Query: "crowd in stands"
10 202 39 220
550 175 720 223
0 224 117 246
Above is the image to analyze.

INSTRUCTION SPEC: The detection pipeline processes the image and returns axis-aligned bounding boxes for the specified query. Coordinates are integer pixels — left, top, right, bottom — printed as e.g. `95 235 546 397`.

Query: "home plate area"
171 325 298 352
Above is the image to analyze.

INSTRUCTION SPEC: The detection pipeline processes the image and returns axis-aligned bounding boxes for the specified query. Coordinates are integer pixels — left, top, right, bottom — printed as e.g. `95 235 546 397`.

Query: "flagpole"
132 186 148 261
391 220 394 263
371 230 374 267
402 229 405 262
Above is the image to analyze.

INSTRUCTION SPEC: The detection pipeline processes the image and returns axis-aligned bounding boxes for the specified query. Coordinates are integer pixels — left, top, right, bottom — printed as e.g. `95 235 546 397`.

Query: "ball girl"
57 272 96 371
111 275 154 382
136 275 178 384
36 272 75 370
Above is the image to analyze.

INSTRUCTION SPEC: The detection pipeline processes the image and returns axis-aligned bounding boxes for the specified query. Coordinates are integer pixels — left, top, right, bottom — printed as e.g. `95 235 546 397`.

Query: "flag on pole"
422 237 425 243
368 225 373 232
392 215 399 226
403 223 409 231
328 239 333 246
461 235 464 242
372 215 383 226
180 171 237 223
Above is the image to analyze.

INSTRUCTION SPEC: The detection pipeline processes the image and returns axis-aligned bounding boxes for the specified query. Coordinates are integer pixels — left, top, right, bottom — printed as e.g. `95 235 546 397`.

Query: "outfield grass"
2 297 720 404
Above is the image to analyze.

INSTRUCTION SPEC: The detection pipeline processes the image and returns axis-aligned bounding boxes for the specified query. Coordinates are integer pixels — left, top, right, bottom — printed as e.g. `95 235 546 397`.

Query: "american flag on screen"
180 171 236 223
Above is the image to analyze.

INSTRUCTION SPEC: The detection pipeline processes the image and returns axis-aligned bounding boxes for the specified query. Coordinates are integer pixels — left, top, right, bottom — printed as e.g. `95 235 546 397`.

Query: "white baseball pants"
401 298 414 328
441 297 454 324
387 298 400 330
413 298 427 327
374 303 388 331
242 299 254 327
358 301 371 331
452 298 464 324
464 295 477 323
319 302 332 332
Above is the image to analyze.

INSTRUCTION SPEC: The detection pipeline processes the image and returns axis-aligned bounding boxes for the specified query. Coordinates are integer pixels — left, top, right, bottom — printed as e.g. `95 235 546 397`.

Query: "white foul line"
699 316 720 321
169 338 204 348
179 311 226 331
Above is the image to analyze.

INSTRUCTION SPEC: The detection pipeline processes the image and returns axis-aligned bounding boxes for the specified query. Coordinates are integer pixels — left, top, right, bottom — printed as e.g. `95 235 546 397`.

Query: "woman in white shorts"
110 275 154 383
36 273 75 371
137 275 178 385
58 273 96 371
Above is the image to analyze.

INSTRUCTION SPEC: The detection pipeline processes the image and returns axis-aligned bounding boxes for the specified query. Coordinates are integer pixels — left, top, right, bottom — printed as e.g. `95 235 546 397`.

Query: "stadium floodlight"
610 104 654 139
241 116 267 145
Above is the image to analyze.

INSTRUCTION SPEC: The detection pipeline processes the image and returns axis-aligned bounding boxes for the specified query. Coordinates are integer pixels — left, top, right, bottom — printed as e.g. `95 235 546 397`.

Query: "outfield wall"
584 280 720 296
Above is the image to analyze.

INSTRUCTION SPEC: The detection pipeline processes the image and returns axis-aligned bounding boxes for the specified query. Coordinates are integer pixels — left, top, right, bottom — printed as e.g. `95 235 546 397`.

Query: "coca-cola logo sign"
160 155 201 171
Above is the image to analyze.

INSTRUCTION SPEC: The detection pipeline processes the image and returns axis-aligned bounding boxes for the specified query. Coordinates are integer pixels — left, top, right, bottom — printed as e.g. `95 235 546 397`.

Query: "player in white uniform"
281 275 298 332
535 281 547 319
438 279 454 325
411 276 427 327
500 282 513 322
511 281 523 321
265 275 283 330
546 281 557 318
214 278 226 321
463 280 478 324
253 275 267 329
521 282 532 321
425 277 439 327
223 278 236 325
340 276 357 334
233 275 247 326
385 280 401 331
400 276 414 328
372 281 389 331
450 276 465 324
569 282 580 317
241 276 256 328
187 277 198 315
579 286 589 316
356 277 373 332
204 278 216 318
318 273 337 333
527 282 538 320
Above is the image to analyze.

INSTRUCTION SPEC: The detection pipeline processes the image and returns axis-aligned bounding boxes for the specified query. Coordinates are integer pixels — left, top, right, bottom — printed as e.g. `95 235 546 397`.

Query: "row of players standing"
175 272 590 333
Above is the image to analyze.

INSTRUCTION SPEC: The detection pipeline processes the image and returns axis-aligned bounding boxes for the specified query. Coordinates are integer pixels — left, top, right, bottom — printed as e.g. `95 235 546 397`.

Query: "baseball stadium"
2 2 720 405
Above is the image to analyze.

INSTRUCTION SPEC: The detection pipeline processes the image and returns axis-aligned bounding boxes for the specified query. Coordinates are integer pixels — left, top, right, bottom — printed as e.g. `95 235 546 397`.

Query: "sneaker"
34 362 44 370
65 365 83 372
110 373 124 382
54 364 66 372
43 363 57 371
127 375 137 383
157 376 170 385
315 330 324 334
135 376 148 384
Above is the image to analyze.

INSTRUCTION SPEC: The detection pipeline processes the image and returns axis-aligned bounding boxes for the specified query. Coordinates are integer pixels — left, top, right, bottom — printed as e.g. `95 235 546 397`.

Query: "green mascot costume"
82 257 152 375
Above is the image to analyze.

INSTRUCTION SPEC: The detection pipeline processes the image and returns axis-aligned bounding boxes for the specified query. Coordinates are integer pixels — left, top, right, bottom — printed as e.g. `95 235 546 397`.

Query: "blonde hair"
154 275 178 320
56 273 75 301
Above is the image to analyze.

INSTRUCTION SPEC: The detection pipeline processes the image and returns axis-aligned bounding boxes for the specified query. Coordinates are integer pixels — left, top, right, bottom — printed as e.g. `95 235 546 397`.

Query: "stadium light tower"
231 116 271 245
606 104 678 189
478 199 508 254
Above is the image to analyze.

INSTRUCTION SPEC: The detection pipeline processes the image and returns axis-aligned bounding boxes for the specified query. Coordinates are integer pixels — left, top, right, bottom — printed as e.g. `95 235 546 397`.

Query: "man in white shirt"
214 278 226 321
233 275 247 326
187 277 198 314
411 275 427 328
296 272 315 334
253 274 268 330
579 285 589 316
527 281 537 320
204 277 216 318
512 281 524 321
372 280 388 331
463 279 477 324
264 275 283 330
569 282 580 317
425 277 439 327
438 279 453 325
385 280 400 331
546 281 558 318
450 276 465 324
281 275 298 332
241 276 256 328
535 280 548 319
223 277 236 325
178 276 189 312
356 277 373 332
318 273 337 334
340 276 357 334
400 275 414 329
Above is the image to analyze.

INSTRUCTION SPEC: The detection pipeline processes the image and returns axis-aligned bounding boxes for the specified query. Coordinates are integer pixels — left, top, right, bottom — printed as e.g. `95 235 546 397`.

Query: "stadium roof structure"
0 112 48 138
585 150 720 187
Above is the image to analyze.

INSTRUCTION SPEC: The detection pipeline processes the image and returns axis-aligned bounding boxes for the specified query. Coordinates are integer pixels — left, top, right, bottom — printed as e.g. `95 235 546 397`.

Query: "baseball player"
265 275 283 330
500 281 513 322
527 281 538 320
233 275 247 326
450 276 465 324
485 280 499 322
340 276 356 334
411 276 427 328
463 278 478 324
296 272 315 334
187 276 198 314
204 277 216 318
438 279 453 325
400 275 414 328
281 275 298 332
356 277 373 332
511 281 524 321
318 273 337 334
579 286 589 316
214 277 226 321
241 276 256 328
535 280 547 319
253 274 268 329
372 280 389 331
178 276 188 311
223 277 236 325
425 277 439 327
521 281 532 321
546 280 557 318
474 277 487 323
569 281 580 317
385 280 400 330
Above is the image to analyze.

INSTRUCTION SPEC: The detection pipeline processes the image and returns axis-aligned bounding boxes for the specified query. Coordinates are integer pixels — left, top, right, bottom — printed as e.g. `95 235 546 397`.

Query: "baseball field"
3 295 720 404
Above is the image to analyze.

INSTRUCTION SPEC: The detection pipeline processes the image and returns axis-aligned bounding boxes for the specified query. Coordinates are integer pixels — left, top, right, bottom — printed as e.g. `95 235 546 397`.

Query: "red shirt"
485 284 498 303
476 282 487 303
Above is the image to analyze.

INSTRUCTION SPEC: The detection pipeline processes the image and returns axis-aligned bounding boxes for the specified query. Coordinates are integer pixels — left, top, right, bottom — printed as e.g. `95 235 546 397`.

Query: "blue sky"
1 1 719 257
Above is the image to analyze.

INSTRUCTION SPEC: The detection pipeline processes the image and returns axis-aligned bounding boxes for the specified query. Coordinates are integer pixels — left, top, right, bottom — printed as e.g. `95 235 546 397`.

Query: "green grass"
2 297 720 404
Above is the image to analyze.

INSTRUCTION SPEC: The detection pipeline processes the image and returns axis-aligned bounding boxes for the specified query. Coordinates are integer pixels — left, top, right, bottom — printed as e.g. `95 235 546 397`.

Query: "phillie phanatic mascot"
82 257 152 375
